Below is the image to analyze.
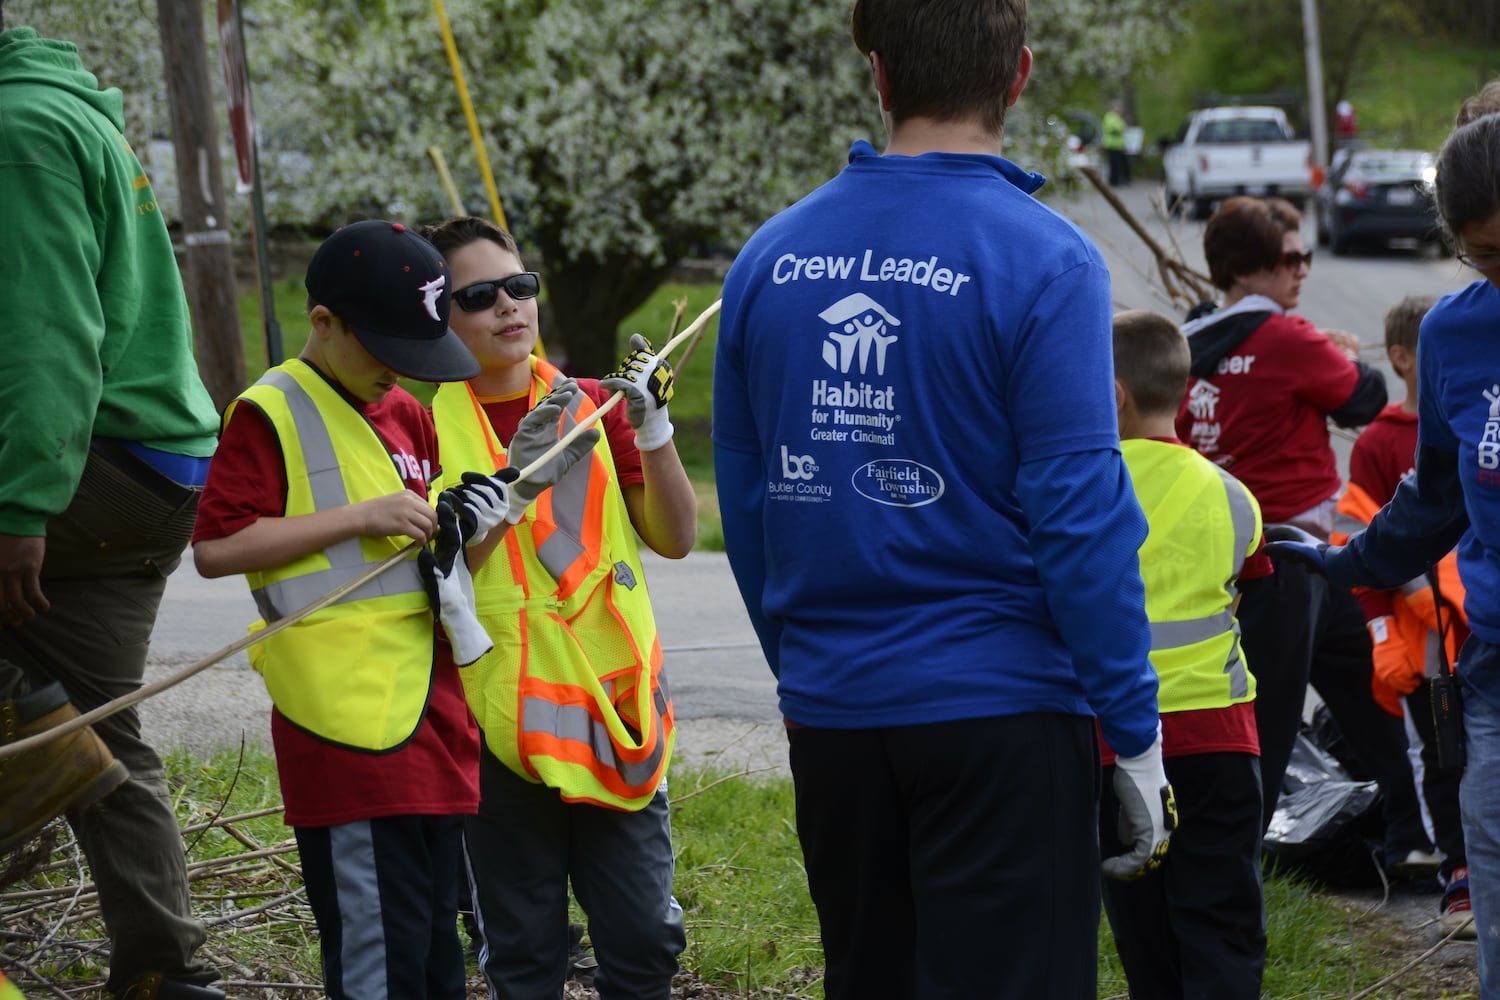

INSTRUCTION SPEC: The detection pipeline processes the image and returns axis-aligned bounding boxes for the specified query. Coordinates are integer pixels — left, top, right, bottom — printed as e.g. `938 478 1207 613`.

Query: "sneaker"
1390 848 1444 877
1440 868 1477 940
0 682 128 853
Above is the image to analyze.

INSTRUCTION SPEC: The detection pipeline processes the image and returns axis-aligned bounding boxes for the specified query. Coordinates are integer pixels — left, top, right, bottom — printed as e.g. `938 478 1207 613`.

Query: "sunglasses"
1458 251 1500 271
452 272 542 312
1280 250 1314 271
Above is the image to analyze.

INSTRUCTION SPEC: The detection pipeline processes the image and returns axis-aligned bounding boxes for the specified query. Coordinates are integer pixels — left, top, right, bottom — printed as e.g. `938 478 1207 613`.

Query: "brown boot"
0 681 128 852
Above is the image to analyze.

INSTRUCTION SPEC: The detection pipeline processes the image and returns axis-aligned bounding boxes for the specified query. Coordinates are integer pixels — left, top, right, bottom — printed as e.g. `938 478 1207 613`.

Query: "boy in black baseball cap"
189 220 592 999
303 218 480 389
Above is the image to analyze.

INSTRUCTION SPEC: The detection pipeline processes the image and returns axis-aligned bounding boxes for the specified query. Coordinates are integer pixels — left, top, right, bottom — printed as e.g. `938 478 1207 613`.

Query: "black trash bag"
1307 701 1375 782
1263 727 1386 887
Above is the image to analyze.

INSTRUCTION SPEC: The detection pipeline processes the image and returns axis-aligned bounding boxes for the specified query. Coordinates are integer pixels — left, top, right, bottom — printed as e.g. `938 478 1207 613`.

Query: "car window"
1197 119 1286 144
1350 152 1434 180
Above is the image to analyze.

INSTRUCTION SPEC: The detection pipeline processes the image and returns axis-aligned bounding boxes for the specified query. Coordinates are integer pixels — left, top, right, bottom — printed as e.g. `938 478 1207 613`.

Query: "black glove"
442 466 520 546
418 498 493 666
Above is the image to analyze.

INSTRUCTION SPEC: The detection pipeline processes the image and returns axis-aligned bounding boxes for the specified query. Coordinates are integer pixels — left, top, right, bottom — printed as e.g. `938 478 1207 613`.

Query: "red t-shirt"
1349 404 1417 507
193 369 480 827
1176 312 1360 523
475 377 644 489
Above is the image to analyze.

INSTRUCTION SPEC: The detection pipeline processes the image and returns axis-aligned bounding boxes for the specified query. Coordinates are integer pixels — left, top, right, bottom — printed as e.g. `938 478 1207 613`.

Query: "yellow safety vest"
1124 438 1261 713
431 358 673 810
236 360 435 752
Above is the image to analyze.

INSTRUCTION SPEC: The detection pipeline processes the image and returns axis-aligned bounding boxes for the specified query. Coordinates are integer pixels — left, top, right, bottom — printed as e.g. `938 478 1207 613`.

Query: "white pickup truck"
1163 106 1313 220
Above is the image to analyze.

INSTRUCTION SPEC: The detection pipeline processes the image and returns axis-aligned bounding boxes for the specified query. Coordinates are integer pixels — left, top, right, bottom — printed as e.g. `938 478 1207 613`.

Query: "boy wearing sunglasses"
421 215 696 999
191 220 595 999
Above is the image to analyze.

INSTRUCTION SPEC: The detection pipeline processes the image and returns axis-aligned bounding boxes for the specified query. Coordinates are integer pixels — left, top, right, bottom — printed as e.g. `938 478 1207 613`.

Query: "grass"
2 744 1467 999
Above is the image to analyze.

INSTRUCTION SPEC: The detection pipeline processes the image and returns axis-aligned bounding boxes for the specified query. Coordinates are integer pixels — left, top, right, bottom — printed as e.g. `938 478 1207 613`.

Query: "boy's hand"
601 333 675 452
356 490 439 543
443 467 519 547
504 382 600 523
418 499 493 666
1103 731 1177 881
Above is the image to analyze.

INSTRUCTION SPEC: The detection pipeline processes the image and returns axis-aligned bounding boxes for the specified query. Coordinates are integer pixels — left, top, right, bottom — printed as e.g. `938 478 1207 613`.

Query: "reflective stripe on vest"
237 360 435 752
1125 438 1261 712
249 369 425 621
521 675 672 790
431 360 673 809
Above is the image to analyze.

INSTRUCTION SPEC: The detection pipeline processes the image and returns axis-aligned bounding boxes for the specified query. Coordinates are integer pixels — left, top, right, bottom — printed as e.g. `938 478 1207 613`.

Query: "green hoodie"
0 27 219 535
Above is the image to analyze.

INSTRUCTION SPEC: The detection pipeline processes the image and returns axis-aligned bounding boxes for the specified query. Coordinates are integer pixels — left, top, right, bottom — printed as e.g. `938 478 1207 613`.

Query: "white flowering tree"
6 0 1194 372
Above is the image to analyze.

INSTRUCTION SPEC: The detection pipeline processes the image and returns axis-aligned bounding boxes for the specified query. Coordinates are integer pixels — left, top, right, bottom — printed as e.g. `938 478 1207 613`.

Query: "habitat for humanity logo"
820 293 899 375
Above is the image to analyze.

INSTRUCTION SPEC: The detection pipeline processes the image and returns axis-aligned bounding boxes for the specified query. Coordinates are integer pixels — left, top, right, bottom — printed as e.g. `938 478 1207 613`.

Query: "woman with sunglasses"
420 215 696 999
1289 110 1500 994
1171 197 1436 879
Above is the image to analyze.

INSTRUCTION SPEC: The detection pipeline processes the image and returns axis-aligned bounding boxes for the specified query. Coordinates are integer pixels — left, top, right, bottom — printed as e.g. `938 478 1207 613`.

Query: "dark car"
1314 147 1439 255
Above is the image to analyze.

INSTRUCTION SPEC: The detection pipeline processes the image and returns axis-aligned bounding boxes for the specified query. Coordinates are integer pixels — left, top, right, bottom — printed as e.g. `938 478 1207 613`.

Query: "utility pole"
1301 0 1330 173
156 0 246 410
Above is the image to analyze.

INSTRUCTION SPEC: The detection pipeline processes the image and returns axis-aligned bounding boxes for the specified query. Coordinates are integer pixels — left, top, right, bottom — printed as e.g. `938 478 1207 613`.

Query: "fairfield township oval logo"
851 459 945 508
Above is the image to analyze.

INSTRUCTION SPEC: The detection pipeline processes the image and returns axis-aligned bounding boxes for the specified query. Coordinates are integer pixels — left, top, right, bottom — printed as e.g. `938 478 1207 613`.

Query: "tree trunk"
540 250 678 377
156 0 246 410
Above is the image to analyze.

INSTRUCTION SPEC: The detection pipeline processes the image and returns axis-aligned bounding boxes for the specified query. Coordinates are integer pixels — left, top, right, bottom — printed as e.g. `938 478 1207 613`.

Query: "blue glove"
1263 524 1332 575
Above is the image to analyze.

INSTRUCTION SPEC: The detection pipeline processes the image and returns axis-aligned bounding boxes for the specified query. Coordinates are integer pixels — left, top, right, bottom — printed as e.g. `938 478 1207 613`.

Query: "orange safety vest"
431 358 673 810
1333 481 1467 715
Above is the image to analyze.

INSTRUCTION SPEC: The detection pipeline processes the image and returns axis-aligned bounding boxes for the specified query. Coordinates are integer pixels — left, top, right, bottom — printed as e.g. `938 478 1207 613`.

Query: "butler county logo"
820 293 899 375
852 459 944 508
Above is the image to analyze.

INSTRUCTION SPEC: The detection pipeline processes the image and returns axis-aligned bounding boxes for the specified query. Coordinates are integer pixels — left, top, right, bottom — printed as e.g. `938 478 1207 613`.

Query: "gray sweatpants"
0 444 214 994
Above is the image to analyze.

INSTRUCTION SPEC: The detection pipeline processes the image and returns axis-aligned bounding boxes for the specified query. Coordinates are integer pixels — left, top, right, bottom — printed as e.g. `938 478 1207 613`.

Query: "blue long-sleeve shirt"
712 141 1160 758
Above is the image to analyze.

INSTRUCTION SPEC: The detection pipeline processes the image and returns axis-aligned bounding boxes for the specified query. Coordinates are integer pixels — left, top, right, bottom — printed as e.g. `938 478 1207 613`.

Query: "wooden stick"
0 298 724 762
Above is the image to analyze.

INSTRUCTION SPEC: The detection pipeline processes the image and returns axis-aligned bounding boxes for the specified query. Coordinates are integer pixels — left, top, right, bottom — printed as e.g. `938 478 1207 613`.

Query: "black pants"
1406 681 1467 877
787 714 1099 1000
1101 753 1266 1000
296 814 468 1000
1238 554 1429 864
1107 148 1131 186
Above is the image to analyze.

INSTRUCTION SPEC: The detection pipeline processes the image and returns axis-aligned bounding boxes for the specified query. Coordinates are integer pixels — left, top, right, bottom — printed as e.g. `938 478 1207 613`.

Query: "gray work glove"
1103 730 1178 881
600 333 675 452
418 499 493 666
504 379 601 524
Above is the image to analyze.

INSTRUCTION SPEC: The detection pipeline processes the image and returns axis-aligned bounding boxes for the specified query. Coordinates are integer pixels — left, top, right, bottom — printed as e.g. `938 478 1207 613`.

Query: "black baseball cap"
305 220 481 383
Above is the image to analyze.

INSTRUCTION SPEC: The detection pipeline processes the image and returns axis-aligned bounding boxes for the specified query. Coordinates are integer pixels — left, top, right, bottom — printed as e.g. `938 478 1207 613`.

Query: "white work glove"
1103 730 1178 881
418 499 493 666
600 333 675 452
442 466 518 548
504 380 600 524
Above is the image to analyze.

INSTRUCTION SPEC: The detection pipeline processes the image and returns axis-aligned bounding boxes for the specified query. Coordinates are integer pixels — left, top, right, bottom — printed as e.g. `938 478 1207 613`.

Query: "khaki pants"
0 444 215 994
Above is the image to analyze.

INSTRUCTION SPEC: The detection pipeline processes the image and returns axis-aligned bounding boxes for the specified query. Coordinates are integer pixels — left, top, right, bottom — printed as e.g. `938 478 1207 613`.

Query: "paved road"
142 180 1477 777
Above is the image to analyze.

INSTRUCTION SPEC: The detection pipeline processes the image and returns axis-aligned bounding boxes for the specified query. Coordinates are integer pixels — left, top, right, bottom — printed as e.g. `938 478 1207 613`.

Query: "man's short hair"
1113 310 1190 416
1457 79 1500 127
1203 196 1302 291
1383 295 1437 353
850 0 1027 137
